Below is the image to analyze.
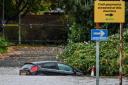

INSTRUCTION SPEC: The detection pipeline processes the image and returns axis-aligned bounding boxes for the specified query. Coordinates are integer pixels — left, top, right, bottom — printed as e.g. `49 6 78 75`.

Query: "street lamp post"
2 0 5 38
18 11 21 44
2 0 5 22
17 0 21 44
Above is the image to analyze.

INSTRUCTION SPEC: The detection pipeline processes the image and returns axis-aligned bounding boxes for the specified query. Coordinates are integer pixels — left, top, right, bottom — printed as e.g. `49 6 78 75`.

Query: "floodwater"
0 67 128 85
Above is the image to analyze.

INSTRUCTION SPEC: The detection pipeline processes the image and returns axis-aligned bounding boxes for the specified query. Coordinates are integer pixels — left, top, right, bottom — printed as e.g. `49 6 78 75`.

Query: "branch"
6 0 29 23
16 0 24 8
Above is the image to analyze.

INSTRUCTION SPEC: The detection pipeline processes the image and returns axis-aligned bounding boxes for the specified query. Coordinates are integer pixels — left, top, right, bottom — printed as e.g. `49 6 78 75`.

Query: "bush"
59 32 128 76
68 23 86 43
0 38 9 53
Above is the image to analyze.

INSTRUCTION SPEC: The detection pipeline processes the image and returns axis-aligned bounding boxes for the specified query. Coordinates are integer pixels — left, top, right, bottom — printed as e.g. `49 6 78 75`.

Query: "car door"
57 63 75 75
39 62 59 75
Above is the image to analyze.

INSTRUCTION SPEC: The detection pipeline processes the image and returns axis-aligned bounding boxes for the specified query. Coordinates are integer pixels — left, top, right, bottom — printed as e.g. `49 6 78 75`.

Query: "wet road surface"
0 67 128 85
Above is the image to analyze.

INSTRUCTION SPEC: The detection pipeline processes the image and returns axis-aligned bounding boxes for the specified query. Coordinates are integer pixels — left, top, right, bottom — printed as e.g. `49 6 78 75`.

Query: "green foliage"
68 23 86 43
0 37 9 53
59 42 95 74
59 31 128 76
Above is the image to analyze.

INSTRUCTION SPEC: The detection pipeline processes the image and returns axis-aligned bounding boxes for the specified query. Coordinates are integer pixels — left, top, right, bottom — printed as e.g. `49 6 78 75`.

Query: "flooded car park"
0 67 128 85
0 67 19 75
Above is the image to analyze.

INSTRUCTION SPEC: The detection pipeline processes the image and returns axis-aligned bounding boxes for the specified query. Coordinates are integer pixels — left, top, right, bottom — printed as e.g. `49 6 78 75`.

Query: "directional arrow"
100 30 105 37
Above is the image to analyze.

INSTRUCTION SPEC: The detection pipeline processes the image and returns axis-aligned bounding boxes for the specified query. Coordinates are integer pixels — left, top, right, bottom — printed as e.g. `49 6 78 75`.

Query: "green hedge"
59 31 128 76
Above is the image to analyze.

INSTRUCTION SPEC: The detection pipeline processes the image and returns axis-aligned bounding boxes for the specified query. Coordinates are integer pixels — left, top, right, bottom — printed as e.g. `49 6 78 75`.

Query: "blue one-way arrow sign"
91 29 108 41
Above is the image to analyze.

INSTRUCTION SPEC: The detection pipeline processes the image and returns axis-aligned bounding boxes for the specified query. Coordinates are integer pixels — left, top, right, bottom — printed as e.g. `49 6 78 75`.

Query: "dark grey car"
19 61 83 76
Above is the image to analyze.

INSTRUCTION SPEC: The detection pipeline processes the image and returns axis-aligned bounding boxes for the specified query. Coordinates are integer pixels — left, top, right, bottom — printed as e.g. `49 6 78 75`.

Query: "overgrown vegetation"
59 30 128 76
68 23 87 43
0 37 9 53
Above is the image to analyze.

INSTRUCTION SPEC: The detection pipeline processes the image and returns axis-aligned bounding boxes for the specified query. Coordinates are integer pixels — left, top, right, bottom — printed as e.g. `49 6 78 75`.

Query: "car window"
21 64 34 69
41 62 58 69
58 64 73 72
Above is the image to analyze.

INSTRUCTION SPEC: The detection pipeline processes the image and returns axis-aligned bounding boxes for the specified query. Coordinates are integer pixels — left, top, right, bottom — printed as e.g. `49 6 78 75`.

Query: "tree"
59 0 93 42
59 0 128 42
0 0 43 23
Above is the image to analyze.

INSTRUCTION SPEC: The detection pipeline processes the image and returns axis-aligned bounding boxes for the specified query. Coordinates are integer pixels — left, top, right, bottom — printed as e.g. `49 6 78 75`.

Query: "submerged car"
19 61 83 76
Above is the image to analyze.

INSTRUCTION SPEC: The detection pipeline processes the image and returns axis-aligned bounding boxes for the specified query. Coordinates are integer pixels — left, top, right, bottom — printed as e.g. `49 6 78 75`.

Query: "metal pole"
91 0 93 6
2 0 4 20
18 0 21 44
95 0 100 83
119 0 124 84
85 0 87 8
2 0 5 38
119 23 123 85
96 23 100 85
95 0 100 84
96 41 100 85
18 13 21 44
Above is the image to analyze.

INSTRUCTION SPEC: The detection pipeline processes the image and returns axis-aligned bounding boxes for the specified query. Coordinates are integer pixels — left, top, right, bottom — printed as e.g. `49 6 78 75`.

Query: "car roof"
31 61 59 64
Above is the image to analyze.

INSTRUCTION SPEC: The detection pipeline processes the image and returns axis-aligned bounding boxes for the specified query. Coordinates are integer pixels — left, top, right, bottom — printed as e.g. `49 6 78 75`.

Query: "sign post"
96 41 99 85
96 23 100 85
2 0 5 38
94 0 125 85
91 29 108 85
119 23 123 85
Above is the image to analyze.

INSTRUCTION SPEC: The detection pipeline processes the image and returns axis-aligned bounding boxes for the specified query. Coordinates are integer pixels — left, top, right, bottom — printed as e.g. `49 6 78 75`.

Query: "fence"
3 24 68 45
1 14 68 45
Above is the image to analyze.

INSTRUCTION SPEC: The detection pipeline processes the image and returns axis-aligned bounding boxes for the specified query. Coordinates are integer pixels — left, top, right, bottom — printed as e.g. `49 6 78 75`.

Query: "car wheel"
19 71 30 75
